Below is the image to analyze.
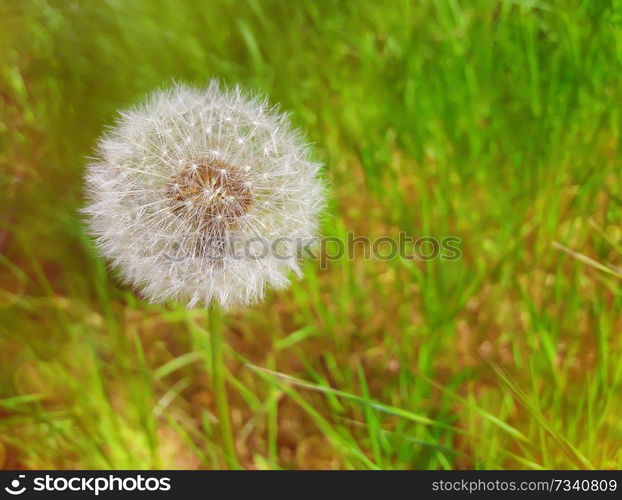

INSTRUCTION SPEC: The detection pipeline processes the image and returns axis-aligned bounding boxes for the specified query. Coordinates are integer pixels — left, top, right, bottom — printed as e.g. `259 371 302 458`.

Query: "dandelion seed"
83 81 325 309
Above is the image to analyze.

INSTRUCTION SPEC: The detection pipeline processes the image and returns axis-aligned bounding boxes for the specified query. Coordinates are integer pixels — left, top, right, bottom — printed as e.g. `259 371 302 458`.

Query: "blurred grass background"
1 0 622 469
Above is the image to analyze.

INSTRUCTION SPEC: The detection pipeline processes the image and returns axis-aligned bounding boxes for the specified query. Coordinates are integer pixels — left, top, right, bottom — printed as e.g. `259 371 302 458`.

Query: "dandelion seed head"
83 81 325 309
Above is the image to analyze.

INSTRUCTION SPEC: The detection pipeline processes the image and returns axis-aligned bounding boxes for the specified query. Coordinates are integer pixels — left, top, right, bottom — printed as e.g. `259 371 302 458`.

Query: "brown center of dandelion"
166 157 252 234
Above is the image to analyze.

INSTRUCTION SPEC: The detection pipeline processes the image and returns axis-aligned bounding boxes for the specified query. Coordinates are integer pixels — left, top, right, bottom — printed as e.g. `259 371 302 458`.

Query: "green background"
1 0 621 469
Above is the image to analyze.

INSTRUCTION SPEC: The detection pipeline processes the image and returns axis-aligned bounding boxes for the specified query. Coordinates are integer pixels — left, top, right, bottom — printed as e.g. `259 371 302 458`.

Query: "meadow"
1 0 621 469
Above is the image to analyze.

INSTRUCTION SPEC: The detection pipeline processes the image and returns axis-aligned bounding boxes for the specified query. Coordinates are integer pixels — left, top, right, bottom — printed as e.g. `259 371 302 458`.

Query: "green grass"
1 0 622 469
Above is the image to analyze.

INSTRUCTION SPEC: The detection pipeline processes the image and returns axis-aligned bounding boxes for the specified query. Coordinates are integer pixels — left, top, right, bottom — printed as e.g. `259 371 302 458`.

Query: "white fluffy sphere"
83 81 324 309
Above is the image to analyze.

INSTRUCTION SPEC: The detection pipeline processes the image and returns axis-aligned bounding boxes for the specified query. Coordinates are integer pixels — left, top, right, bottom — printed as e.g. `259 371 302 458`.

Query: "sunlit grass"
1 0 621 469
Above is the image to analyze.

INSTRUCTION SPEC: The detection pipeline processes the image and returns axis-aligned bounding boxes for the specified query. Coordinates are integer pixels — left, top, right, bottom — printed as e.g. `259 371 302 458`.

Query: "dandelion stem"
208 303 239 469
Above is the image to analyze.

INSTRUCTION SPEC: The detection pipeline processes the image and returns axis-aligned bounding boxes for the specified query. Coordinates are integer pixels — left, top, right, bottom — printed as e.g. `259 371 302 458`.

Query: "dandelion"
83 81 324 310
82 81 325 468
